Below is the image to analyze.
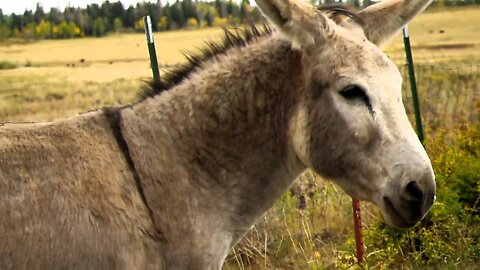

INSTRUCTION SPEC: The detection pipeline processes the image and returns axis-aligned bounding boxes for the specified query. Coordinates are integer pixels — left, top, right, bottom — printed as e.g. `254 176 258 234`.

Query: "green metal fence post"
403 25 425 143
144 16 161 83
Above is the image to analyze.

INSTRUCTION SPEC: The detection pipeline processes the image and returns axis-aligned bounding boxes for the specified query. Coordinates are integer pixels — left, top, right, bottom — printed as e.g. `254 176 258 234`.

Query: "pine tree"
10 14 23 31
46 7 63 25
101 1 112 32
86 4 101 25
23 10 33 25
33 4 45 24
170 1 185 28
239 0 250 22
157 0 163 19
83 13 94 36
93 17 106 37
113 17 123 32
162 4 174 30
64 7 75 23
215 0 227 18
111 2 125 23
206 9 213 26
123 6 136 28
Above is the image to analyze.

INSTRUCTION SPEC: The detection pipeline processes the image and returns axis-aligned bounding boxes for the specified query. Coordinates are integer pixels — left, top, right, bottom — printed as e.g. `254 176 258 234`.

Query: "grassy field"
385 6 480 63
0 27 225 121
0 6 479 269
1 7 479 122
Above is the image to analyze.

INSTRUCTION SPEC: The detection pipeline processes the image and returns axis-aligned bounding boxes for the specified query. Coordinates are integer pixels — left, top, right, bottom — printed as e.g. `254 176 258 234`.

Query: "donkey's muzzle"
384 170 436 228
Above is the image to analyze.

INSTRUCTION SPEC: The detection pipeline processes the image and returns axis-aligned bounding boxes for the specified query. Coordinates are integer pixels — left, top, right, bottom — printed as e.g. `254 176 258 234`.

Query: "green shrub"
0 61 18 70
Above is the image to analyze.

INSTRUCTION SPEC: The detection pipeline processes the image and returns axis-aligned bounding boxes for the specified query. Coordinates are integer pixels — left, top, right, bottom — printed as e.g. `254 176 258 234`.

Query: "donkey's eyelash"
339 85 373 113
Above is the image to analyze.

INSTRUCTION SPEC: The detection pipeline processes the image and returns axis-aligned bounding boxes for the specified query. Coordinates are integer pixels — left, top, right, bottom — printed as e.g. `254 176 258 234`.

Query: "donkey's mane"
140 4 362 99
139 24 273 99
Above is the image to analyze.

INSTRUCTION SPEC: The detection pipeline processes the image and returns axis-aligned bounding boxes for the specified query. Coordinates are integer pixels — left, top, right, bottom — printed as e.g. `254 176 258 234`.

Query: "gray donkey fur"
0 0 436 269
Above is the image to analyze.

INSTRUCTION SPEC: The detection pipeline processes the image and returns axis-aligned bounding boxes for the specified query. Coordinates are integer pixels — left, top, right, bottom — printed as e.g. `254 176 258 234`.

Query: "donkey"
0 0 436 268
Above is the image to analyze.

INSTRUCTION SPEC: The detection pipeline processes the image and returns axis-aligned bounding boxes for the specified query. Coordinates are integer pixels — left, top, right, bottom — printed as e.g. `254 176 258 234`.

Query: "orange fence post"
352 199 365 264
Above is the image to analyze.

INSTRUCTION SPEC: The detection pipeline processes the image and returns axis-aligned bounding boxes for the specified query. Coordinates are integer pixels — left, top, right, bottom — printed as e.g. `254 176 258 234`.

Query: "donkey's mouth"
383 197 416 228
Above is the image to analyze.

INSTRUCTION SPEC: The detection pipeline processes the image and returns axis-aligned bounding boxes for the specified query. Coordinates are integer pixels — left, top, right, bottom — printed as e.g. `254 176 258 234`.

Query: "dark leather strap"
103 107 165 241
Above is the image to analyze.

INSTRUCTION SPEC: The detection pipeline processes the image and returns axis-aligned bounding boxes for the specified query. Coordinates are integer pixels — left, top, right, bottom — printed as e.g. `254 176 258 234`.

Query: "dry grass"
0 7 478 102
0 74 140 122
0 28 226 121
1 5 478 122
224 171 382 269
0 27 225 66
385 6 480 63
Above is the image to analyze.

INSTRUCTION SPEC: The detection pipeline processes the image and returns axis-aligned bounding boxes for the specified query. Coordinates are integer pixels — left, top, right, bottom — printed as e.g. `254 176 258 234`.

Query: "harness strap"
103 107 165 241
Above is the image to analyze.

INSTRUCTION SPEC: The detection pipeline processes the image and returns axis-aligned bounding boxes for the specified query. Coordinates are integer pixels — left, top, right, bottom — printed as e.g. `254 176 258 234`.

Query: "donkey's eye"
339 85 372 113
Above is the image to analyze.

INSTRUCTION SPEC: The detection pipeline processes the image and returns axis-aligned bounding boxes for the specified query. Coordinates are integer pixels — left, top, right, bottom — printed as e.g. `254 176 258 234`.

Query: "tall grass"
224 172 360 269
401 63 480 140
0 76 140 122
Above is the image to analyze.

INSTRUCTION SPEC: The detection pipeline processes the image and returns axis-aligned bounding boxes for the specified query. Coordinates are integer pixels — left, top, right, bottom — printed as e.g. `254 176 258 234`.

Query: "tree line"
0 0 478 40
0 0 263 39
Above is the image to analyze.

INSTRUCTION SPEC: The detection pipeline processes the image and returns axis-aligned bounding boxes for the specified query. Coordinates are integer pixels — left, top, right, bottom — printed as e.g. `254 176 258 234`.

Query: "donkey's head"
256 0 436 228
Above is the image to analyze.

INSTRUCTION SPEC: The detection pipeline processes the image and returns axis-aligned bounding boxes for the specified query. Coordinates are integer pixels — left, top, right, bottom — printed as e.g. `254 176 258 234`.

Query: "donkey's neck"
121 36 306 256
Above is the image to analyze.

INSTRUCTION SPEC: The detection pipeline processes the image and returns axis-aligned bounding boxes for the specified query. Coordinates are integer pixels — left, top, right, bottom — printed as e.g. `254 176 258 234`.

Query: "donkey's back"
0 111 163 269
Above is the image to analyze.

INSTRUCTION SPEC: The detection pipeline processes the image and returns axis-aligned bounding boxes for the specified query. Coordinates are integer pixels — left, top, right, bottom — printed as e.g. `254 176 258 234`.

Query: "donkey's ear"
359 0 432 46
255 0 329 48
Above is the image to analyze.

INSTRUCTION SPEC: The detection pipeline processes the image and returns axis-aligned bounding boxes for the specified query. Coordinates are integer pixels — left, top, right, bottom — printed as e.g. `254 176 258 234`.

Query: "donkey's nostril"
405 181 424 202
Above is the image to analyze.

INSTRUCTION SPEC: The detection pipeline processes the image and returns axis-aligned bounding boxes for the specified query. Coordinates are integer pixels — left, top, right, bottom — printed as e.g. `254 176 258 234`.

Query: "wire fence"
225 63 480 269
401 63 480 141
